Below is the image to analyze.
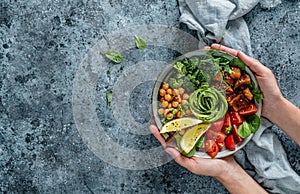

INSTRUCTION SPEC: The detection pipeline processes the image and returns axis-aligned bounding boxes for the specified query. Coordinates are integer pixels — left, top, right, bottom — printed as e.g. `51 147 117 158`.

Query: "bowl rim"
151 49 262 158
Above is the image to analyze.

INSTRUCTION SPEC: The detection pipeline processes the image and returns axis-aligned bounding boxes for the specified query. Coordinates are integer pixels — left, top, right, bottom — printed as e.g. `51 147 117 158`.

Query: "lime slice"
160 117 202 134
180 123 210 154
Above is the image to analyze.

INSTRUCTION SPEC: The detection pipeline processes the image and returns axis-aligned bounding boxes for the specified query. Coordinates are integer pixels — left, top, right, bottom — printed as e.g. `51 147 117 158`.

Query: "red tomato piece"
209 119 224 132
216 142 225 150
238 103 258 116
223 112 231 127
225 134 236 151
229 110 244 124
232 124 243 143
205 140 219 158
216 132 227 143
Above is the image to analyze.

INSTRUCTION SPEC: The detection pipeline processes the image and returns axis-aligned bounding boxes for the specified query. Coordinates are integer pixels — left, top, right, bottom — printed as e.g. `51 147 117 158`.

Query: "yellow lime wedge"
180 123 210 154
160 117 202 134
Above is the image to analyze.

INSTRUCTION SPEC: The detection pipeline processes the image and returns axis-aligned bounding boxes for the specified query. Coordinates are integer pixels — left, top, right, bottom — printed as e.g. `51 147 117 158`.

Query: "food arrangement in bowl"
152 49 263 158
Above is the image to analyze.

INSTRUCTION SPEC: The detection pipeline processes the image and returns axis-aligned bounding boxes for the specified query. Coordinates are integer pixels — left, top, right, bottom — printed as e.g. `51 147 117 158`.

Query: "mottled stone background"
0 0 299 193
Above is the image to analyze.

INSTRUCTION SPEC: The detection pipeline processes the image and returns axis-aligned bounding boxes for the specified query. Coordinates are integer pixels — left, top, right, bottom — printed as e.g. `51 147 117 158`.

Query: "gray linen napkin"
178 1 300 193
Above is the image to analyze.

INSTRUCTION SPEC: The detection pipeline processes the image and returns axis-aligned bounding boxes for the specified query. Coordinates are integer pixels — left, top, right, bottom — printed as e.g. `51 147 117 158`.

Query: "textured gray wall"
0 0 299 193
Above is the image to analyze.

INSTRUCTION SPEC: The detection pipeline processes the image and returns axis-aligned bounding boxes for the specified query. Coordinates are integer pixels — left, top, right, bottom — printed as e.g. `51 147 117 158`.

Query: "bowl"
152 49 262 158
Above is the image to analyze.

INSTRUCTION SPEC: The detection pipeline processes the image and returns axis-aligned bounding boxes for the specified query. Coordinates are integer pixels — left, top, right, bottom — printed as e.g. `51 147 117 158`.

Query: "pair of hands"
149 43 283 178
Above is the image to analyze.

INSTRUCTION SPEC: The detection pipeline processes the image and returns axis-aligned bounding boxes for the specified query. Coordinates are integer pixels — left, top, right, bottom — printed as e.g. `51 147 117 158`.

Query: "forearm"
264 96 300 145
216 160 267 194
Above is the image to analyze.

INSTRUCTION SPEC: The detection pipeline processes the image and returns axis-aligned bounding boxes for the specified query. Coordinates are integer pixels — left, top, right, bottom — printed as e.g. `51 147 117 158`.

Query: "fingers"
149 125 166 148
237 51 269 76
165 147 191 168
211 43 238 57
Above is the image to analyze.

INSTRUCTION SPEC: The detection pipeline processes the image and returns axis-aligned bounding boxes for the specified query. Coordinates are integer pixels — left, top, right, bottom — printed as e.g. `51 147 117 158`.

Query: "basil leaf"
238 121 252 138
225 125 232 135
135 35 147 49
252 88 264 102
195 136 205 148
104 50 123 63
246 114 261 133
230 57 246 71
106 90 113 107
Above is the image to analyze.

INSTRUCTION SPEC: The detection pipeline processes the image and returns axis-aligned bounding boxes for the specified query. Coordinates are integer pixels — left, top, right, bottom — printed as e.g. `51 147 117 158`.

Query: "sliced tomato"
223 112 231 127
225 134 236 151
215 132 227 143
238 103 258 116
205 140 219 158
229 110 244 124
209 119 224 132
216 142 225 150
232 124 243 143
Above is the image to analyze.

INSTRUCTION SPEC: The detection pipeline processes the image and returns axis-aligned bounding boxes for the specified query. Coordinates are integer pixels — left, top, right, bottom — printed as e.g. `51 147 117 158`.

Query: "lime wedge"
160 117 202 134
180 123 210 154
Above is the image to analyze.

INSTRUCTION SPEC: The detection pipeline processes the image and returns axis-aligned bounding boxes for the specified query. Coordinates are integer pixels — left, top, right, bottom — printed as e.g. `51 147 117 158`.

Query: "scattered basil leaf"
196 136 205 148
135 35 147 49
238 121 252 138
106 90 113 107
225 125 232 135
230 57 246 71
106 68 111 75
246 114 260 133
104 50 123 63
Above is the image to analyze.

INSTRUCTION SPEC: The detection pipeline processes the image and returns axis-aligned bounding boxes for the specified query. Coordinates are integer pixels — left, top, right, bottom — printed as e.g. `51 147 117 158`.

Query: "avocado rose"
189 84 227 122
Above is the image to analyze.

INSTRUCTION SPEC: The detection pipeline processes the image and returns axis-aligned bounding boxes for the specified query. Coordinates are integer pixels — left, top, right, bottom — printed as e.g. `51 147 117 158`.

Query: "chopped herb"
195 136 205 148
106 90 113 107
230 57 246 71
106 68 111 75
225 125 232 135
252 88 264 102
135 35 147 49
103 50 123 63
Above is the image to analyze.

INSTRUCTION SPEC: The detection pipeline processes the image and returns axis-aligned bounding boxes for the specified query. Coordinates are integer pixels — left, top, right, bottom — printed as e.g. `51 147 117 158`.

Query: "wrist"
263 95 285 122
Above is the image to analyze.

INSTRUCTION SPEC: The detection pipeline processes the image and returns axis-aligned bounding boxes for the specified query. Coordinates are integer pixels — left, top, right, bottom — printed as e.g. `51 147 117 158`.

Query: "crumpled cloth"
178 1 300 193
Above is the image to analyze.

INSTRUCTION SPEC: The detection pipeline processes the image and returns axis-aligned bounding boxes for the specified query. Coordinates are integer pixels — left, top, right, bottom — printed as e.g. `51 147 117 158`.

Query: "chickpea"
166 113 173 120
167 88 173 95
173 89 179 96
164 109 170 116
182 100 187 105
161 101 168 108
185 109 192 115
164 94 172 102
182 93 189 100
159 89 166 96
176 111 182 118
158 108 164 115
172 101 179 108
168 103 172 109
162 83 169 90
173 96 180 102
178 87 185 95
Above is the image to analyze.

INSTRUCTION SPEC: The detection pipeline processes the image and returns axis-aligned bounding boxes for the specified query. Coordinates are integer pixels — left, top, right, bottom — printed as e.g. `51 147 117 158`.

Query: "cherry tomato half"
223 112 231 127
232 124 243 143
205 140 219 158
215 132 227 143
229 110 244 124
225 134 236 151
238 103 258 116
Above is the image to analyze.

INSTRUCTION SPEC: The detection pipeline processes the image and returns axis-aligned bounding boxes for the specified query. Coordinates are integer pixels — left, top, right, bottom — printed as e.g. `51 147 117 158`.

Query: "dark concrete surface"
0 0 299 193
